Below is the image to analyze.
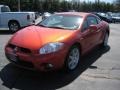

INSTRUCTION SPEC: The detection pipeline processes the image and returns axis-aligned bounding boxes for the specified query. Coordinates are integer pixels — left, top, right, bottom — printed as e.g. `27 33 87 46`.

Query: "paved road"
0 24 120 90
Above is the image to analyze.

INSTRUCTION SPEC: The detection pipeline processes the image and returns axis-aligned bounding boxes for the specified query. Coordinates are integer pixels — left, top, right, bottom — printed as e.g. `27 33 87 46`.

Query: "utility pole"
18 0 21 12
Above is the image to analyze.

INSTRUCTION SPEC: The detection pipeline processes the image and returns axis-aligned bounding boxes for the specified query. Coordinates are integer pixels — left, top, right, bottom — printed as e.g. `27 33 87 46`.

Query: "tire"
8 21 20 32
101 33 109 47
64 45 80 72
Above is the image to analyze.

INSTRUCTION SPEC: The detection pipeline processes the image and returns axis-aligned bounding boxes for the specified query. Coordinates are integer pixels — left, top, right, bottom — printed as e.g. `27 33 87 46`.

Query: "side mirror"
89 25 97 31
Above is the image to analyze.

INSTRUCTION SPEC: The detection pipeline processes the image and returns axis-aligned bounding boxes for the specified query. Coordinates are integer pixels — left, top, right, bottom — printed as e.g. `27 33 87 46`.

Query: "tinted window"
87 16 98 26
38 14 83 30
96 17 102 24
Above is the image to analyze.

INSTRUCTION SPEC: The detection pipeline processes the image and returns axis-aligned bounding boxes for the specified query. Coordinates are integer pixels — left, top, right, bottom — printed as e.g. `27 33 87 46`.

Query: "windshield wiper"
37 24 47 27
37 25 67 29
47 26 66 29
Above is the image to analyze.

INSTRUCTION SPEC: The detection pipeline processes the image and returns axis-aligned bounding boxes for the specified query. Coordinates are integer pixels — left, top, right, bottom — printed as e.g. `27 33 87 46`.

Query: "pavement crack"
81 73 120 81
0 65 6 67
94 67 120 71
111 67 120 70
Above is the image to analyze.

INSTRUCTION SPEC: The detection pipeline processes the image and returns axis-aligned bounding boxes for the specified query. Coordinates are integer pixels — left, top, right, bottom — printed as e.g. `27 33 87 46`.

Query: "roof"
55 12 91 17
0 5 8 8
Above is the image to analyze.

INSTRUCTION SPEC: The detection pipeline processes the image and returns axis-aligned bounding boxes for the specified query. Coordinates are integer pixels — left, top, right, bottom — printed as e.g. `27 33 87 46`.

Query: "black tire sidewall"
103 33 109 46
9 22 20 32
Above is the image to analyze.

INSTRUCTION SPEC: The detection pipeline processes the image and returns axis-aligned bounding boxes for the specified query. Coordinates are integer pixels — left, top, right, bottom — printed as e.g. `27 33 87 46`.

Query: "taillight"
27 15 30 20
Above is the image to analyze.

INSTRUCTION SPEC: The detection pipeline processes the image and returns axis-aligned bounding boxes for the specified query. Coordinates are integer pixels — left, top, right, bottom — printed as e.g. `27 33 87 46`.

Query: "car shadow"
0 46 110 90
0 31 13 35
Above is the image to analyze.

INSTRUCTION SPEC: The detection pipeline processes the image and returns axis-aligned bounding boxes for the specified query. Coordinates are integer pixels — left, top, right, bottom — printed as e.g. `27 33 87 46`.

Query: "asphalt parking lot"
0 24 120 90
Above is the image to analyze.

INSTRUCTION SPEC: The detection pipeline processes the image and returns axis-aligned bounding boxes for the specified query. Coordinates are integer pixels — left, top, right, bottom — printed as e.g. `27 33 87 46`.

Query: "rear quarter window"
87 16 98 26
96 16 102 24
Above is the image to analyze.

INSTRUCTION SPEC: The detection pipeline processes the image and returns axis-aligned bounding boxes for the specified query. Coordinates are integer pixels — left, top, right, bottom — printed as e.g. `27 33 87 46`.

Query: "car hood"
9 26 75 50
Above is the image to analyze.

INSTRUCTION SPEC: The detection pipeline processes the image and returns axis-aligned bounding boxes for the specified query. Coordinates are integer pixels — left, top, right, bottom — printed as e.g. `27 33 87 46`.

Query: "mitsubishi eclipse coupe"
5 12 110 72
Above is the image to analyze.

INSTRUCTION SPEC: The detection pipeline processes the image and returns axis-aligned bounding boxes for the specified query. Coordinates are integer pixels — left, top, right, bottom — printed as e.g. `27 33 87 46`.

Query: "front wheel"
64 46 80 72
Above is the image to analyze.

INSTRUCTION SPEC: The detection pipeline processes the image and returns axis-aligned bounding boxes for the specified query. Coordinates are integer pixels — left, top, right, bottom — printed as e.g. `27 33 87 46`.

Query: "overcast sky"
69 0 114 3
89 0 114 3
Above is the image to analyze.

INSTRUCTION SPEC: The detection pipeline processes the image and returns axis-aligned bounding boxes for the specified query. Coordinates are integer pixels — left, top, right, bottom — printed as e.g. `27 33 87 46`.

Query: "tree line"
0 0 120 12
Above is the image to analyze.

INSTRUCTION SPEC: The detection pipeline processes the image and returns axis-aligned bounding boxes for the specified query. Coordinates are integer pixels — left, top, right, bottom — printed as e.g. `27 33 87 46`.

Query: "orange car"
5 12 110 72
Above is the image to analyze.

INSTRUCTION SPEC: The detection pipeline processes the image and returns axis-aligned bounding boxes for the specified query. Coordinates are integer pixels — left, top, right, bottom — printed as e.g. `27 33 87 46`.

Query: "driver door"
80 20 94 54
80 16 99 54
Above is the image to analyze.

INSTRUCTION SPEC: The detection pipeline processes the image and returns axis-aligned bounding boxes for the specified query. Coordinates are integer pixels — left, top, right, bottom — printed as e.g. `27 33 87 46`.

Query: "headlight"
39 42 64 54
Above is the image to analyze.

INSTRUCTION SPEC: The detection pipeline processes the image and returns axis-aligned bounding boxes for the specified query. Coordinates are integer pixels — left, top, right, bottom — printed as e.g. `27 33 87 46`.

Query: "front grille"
6 53 34 68
7 44 31 54
20 47 31 53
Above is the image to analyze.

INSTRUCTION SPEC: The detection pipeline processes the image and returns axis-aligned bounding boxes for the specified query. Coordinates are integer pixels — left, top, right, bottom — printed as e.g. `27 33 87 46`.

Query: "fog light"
45 63 54 70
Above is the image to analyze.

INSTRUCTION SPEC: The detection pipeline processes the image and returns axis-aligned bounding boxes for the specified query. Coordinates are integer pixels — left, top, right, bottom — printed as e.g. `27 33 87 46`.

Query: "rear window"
1 6 10 12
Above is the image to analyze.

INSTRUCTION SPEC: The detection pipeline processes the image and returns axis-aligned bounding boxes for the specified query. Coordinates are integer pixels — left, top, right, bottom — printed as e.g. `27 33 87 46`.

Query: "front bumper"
5 46 68 71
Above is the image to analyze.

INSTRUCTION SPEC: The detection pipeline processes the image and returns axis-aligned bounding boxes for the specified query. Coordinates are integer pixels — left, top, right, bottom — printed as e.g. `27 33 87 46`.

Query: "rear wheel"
9 21 20 32
102 33 109 47
64 45 80 72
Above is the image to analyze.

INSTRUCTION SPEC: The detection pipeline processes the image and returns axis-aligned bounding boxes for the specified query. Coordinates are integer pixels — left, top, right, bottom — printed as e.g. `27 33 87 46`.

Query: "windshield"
38 14 83 30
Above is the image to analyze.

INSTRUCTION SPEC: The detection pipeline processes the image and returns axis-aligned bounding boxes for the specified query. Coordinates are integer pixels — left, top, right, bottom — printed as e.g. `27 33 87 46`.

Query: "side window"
81 20 88 32
87 16 98 26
